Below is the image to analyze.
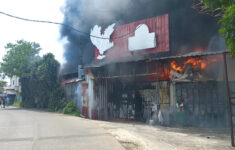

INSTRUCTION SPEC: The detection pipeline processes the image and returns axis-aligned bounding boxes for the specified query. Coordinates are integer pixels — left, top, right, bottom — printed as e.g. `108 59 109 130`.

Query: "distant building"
9 75 21 94
3 76 21 104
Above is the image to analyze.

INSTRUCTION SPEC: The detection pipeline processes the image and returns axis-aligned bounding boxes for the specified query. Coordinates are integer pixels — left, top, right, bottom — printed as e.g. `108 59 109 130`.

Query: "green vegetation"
0 40 67 110
219 5 235 55
63 101 80 116
0 80 6 93
201 0 235 55
1 40 41 77
0 40 81 117
12 100 21 107
48 88 68 112
19 53 62 109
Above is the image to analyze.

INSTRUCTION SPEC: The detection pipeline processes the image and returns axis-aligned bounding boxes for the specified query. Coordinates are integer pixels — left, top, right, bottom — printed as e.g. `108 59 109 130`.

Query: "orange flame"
171 61 183 72
169 55 222 80
171 58 207 73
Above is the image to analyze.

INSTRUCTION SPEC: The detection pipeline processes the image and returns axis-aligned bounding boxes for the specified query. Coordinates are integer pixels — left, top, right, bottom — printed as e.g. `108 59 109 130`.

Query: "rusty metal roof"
85 51 227 68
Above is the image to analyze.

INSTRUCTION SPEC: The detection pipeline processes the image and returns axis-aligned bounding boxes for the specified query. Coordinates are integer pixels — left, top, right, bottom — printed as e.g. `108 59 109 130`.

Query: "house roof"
3 86 14 90
61 78 84 87
85 51 227 68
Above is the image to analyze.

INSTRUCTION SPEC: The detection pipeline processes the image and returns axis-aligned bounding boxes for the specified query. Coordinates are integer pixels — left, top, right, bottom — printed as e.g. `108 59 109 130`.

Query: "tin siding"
156 14 170 52
95 14 169 61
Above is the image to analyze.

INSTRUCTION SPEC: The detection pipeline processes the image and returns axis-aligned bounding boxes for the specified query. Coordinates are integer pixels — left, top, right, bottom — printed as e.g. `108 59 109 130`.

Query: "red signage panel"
95 14 169 61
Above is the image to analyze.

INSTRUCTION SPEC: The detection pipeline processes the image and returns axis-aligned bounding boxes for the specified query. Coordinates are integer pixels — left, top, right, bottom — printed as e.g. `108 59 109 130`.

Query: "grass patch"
62 101 80 116
12 100 21 107
56 109 64 113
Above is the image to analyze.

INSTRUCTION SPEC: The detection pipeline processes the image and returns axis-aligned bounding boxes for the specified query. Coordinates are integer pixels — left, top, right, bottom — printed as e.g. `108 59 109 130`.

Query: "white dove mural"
90 23 116 60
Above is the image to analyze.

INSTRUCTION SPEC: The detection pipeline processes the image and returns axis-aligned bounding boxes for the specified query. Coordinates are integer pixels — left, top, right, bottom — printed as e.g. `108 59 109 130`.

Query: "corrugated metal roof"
85 51 227 68
61 78 84 87
151 51 227 60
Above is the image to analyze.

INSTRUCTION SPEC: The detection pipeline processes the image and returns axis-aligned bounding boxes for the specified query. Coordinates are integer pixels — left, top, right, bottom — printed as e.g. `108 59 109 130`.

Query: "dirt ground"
89 120 234 150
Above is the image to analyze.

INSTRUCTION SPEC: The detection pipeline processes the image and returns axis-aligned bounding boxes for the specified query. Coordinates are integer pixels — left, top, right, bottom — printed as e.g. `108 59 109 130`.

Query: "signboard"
91 14 169 61
128 24 156 51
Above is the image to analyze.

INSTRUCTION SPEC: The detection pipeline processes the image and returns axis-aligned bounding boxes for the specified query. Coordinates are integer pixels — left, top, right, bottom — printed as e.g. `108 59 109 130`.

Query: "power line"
0 10 142 40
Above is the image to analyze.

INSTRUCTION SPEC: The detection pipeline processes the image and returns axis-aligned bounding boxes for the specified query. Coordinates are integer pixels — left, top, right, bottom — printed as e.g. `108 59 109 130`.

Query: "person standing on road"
3 96 6 108
6 97 9 107
0 97 2 108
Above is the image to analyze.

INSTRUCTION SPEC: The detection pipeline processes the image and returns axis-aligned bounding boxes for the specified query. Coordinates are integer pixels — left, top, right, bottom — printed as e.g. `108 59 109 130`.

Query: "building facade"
79 12 235 128
2 76 22 104
9 75 21 94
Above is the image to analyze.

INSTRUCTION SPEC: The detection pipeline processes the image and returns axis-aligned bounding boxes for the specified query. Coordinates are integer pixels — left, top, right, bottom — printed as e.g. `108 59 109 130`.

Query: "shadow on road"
0 106 62 115
0 107 21 111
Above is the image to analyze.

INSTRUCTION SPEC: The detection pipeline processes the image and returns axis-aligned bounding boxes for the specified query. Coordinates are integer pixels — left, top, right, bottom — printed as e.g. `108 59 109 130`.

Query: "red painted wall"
95 14 169 61
82 83 89 118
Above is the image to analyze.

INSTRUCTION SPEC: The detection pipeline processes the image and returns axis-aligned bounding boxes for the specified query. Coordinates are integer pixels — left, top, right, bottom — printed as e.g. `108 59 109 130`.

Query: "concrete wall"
64 82 82 111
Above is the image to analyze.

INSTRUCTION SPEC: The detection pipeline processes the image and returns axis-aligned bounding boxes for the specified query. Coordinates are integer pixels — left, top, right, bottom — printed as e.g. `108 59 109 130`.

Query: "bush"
12 100 21 107
63 101 80 116
20 99 35 108
63 101 76 114
48 88 67 112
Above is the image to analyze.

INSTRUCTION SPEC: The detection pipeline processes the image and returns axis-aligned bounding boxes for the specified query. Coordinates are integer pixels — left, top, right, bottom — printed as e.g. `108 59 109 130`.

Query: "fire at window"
84 54 228 127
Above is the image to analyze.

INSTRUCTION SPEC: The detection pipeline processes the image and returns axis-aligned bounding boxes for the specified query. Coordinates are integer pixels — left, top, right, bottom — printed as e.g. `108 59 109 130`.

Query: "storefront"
86 52 228 127
81 13 231 128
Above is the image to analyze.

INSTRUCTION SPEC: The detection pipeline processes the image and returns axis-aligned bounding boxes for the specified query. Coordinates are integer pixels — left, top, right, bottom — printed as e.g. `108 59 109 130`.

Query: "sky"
0 0 66 65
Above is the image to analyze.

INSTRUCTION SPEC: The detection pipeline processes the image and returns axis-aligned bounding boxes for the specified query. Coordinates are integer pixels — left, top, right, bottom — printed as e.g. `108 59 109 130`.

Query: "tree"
199 0 235 55
19 53 63 109
0 40 41 107
0 40 66 109
0 80 6 94
34 53 60 108
0 40 41 77
219 4 235 55
19 53 61 108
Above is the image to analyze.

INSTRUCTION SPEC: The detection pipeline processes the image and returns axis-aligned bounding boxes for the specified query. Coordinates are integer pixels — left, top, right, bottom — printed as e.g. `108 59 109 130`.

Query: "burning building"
61 0 235 131
77 11 234 128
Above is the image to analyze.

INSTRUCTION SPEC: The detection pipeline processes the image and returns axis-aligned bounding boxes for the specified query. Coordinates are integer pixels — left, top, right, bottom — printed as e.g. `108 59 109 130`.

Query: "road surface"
0 107 233 150
0 107 124 150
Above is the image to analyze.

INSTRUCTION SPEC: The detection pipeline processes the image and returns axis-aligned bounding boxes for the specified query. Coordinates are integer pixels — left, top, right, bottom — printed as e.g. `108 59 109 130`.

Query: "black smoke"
60 0 226 73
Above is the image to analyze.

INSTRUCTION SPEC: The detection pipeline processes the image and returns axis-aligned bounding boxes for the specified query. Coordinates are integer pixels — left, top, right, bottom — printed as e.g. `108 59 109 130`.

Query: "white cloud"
0 0 66 64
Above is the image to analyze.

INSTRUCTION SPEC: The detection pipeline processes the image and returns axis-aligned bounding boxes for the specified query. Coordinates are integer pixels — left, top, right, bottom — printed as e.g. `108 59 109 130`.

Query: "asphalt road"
0 107 124 150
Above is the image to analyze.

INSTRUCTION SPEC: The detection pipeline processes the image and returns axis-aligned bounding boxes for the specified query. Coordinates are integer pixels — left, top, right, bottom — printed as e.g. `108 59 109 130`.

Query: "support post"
223 53 234 147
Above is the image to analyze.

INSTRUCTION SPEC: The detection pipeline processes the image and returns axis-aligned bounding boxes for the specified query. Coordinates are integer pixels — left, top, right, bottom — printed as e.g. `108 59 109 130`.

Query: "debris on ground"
93 120 233 150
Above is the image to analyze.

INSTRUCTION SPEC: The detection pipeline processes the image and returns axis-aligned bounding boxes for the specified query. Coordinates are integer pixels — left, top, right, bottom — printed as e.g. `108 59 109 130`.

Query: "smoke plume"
60 0 226 73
